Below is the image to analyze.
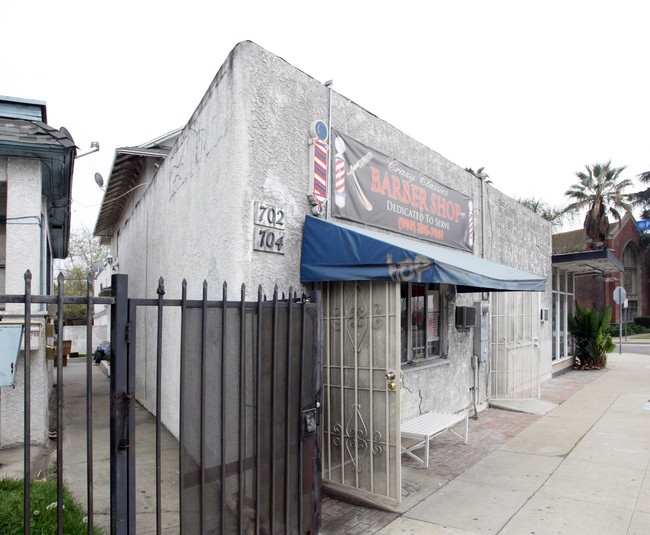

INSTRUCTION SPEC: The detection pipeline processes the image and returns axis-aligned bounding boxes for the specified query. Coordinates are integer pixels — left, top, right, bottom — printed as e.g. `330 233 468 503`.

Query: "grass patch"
0 478 105 534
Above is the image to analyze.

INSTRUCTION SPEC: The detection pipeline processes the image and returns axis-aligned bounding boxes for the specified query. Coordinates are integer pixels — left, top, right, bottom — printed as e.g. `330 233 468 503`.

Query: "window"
401 283 442 362
624 300 638 324
622 244 640 324
552 268 574 360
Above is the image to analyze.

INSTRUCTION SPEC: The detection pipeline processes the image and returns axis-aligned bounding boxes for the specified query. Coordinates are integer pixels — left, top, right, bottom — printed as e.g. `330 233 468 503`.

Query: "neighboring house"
0 96 76 446
552 212 648 367
92 259 112 328
94 41 552 505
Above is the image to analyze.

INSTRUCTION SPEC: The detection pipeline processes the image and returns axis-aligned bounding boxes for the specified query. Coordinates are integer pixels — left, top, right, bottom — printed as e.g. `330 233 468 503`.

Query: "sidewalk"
2 351 648 534
60 361 180 534
0 360 179 534
320 351 650 534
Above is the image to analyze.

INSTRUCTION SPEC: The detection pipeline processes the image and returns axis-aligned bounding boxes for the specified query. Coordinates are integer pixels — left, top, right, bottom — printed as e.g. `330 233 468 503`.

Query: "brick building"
552 212 649 328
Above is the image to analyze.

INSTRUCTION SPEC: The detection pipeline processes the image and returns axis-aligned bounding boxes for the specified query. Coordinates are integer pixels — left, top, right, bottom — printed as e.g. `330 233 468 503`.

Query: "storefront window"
401 283 442 362
552 268 575 360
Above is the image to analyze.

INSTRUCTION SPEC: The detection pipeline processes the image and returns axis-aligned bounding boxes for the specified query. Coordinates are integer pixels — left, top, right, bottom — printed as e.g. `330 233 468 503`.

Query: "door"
490 291 541 399
320 280 401 502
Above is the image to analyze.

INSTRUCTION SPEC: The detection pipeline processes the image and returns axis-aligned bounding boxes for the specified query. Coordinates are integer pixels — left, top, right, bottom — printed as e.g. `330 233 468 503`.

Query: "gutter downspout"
477 173 487 259
476 173 488 417
324 80 333 220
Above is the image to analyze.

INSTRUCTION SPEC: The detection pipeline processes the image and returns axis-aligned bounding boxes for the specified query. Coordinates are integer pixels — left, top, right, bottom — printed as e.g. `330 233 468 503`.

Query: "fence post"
110 274 134 534
24 270 32 535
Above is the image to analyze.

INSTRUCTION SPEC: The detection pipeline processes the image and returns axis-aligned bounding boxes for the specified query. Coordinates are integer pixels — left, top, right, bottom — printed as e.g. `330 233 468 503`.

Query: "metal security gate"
320 280 401 503
490 291 541 399
6 271 321 535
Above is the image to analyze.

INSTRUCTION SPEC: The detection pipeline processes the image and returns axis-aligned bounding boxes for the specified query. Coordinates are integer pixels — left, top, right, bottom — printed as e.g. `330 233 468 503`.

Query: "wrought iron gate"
5 271 321 534
320 280 401 503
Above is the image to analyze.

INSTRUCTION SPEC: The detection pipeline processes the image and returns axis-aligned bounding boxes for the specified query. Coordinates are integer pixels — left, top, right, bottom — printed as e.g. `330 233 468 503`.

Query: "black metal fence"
4 270 114 535
5 271 322 535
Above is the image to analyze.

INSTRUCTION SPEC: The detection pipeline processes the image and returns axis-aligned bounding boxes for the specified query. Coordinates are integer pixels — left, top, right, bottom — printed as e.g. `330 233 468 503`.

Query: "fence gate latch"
118 391 134 450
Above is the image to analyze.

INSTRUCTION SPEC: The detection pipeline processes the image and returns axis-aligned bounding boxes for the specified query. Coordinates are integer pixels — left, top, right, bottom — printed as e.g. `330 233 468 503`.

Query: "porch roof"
552 248 624 275
300 215 546 293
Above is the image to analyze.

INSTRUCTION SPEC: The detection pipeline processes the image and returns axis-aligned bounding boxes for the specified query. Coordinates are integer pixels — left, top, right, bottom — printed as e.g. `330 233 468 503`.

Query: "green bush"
634 316 650 328
606 323 650 337
568 302 615 369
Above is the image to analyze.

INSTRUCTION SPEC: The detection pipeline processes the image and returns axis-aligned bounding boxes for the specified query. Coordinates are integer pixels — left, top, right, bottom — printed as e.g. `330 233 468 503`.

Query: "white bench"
401 412 468 468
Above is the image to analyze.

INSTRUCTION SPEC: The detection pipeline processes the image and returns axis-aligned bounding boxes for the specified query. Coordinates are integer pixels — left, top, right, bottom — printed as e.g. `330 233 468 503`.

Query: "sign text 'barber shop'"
332 130 474 252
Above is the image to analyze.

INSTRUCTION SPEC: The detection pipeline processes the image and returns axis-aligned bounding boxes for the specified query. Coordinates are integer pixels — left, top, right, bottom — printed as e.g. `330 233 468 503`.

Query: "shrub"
634 316 650 328
606 323 650 337
567 302 615 369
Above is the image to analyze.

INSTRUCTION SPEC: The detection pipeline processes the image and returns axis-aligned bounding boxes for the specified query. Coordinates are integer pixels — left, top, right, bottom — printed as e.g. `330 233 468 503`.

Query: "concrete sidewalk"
0 359 179 534
60 360 180 534
371 351 650 535
2 351 648 534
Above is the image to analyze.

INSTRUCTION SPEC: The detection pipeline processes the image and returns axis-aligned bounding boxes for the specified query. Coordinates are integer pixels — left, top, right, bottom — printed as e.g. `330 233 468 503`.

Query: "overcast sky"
4 0 649 233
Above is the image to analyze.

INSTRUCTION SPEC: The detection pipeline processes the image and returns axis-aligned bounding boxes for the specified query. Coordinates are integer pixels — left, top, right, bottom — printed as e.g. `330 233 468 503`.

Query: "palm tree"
564 161 633 243
633 169 650 259
633 169 650 220
517 197 565 229
464 167 492 184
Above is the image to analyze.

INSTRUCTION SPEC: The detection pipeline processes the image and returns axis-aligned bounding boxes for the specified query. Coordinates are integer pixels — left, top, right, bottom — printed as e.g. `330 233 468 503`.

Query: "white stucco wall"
0 157 52 447
0 315 48 447
4 158 44 301
108 41 552 433
62 325 108 355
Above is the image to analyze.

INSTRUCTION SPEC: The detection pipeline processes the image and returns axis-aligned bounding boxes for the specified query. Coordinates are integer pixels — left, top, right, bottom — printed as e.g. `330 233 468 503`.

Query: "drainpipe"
471 354 479 419
475 173 488 413
476 173 487 259
324 80 333 220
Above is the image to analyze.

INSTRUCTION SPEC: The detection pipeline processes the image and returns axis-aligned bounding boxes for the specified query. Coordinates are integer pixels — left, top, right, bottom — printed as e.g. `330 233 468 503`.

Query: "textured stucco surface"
0 315 48 447
107 41 552 434
5 158 43 301
62 325 108 355
0 158 50 446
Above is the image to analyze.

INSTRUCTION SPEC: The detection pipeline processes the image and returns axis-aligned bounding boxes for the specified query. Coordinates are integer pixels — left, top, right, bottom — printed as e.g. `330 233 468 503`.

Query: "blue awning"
300 215 546 293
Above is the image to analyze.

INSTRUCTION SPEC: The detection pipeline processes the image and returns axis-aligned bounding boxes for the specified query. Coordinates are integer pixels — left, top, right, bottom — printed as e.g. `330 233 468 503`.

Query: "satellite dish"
94 172 104 188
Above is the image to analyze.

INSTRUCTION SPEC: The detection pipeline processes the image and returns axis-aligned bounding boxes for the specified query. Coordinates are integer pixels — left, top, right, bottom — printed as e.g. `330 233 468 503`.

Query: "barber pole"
334 134 346 207
468 202 474 248
335 155 345 207
313 138 328 205
309 120 329 213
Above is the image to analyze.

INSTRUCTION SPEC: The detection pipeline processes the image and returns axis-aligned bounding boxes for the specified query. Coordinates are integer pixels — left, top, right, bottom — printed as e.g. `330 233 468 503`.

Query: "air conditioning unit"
455 306 477 328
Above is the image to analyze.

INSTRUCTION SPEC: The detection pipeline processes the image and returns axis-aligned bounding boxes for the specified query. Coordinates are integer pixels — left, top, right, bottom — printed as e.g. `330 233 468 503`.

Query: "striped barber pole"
468 211 474 248
312 138 328 206
334 155 345 207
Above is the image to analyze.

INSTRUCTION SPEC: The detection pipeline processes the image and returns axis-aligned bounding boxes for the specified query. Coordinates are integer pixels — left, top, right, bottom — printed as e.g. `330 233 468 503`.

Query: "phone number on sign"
398 218 444 240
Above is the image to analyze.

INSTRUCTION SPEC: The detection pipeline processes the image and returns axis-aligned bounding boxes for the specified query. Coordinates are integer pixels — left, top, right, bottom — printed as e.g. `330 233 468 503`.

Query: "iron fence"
3 270 321 534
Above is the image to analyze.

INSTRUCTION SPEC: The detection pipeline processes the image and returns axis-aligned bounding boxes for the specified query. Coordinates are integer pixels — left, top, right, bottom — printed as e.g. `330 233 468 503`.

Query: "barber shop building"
95 41 552 509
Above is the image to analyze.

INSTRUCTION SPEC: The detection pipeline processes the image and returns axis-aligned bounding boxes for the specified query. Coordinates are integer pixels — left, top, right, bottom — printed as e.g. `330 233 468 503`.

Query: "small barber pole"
335 155 345 207
468 201 474 248
334 134 346 207
309 120 328 214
